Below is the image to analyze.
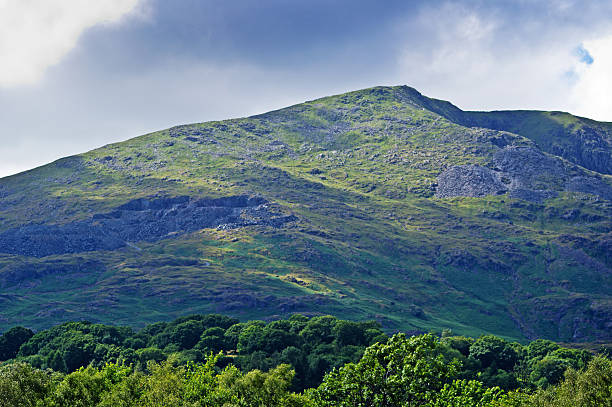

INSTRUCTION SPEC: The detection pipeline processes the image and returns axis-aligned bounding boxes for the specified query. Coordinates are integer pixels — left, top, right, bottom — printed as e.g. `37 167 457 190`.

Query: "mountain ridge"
0 85 610 344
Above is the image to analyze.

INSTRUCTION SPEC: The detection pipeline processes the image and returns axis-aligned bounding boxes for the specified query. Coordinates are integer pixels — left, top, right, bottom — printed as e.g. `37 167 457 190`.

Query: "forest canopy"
0 314 609 406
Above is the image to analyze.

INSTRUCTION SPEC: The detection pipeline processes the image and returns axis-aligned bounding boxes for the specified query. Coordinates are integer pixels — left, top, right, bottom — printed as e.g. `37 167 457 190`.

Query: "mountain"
0 86 610 343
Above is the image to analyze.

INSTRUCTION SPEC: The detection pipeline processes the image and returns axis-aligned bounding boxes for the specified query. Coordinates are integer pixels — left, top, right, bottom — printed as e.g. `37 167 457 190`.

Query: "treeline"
0 314 386 391
0 315 610 406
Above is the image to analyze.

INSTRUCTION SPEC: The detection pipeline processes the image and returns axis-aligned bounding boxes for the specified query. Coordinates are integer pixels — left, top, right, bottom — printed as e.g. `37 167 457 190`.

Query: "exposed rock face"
554 126 612 175
492 146 566 190
435 165 507 198
566 176 612 201
0 195 296 257
436 145 612 201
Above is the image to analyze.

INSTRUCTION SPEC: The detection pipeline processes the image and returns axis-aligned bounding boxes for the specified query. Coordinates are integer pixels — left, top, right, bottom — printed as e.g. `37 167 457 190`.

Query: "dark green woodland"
0 314 610 406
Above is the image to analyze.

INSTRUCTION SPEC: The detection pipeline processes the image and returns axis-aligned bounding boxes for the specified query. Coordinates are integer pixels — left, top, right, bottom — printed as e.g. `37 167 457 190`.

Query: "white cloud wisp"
395 2 612 121
0 0 141 87
570 36 612 121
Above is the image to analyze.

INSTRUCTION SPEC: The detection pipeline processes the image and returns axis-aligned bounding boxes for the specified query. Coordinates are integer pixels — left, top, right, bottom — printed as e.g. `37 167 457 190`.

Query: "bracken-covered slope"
0 86 610 342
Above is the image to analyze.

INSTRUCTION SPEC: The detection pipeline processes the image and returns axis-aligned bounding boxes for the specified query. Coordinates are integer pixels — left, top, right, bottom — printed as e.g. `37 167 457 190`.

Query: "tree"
61 336 97 372
332 320 366 347
45 366 108 407
135 347 166 369
470 335 518 371
0 362 58 407
139 359 187 407
168 320 204 350
216 364 312 407
526 339 559 361
98 372 145 407
427 379 512 407
262 327 300 353
300 316 336 345
549 348 591 370
196 327 228 353
0 327 34 361
313 333 459 407
237 321 267 353
442 335 473 357
527 356 612 407
530 356 570 387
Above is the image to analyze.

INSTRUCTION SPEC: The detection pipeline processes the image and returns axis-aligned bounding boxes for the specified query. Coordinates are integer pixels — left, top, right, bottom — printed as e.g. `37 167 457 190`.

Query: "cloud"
396 3 573 112
2 0 612 177
394 1 612 120
0 0 141 87
569 35 612 121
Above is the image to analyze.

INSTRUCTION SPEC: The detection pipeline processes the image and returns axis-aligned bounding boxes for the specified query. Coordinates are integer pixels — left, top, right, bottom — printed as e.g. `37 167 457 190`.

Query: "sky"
1 0 611 177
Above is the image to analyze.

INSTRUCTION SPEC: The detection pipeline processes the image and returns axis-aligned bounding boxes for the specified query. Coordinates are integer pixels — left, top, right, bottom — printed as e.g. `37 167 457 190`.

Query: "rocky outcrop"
436 145 612 201
0 195 296 257
566 176 612 201
435 165 507 198
492 146 566 190
553 126 612 175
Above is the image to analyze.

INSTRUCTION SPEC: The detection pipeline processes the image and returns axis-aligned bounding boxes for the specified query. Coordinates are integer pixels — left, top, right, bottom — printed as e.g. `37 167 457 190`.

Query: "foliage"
0 327 34 362
4 314 385 392
0 362 59 407
526 356 612 407
429 379 515 407
0 328 609 407
312 333 459 406
1 313 602 397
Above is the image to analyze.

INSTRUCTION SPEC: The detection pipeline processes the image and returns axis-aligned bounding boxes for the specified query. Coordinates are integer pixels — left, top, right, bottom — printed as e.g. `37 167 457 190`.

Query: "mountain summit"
0 86 610 342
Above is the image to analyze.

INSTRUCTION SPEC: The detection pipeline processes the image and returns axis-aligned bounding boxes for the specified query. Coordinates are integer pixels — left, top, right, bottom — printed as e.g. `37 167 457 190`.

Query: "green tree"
216 364 312 407
469 335 517 371
0 327 34 361
332 321 366 347
196 327 228 353
313 333 459 407
441 335 473 357
135 347 166 369
530 356 569 388
183 352 223 405
549 348 591 370
0 362 59 407
237 321 267 354
98 372 144 407
300 316 336 345
527 356 612 407
139 359 187 407
169 320 205 350
427 379 511 407
45 366 107 407
526 340 559 361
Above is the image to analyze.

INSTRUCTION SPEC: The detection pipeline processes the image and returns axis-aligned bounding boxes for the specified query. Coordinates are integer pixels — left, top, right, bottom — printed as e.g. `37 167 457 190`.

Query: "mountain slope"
0 86 610 342
398 86 612 175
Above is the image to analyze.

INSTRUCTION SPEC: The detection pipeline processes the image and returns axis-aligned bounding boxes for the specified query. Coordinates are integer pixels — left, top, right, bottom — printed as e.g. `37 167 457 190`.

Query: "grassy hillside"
0 86 610 342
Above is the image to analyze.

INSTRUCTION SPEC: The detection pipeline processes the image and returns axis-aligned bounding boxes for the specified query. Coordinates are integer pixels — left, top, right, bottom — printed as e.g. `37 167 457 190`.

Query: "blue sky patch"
575 45 594 65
